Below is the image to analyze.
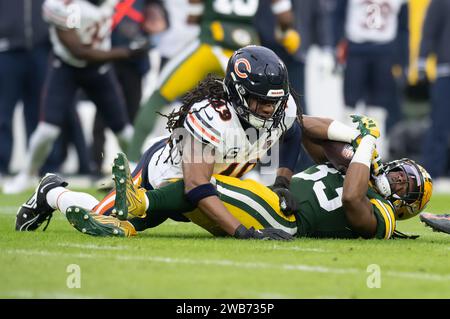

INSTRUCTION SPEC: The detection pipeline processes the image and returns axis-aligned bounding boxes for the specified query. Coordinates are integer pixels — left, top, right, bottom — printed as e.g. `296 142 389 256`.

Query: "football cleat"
420 212 450 234
112 152 147 221
15 173 68 231
65 206 136 237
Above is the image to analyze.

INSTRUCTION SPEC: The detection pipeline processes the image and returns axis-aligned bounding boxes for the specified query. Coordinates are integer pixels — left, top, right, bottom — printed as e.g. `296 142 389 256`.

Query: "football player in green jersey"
22 115 432 240
127 0 300 162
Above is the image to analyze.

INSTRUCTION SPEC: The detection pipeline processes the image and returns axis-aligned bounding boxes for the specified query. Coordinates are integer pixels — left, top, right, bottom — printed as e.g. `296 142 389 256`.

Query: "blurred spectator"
419 0 450 179
91 0 168 174
126 0 300 163
333 0 409 157
3 0 146 194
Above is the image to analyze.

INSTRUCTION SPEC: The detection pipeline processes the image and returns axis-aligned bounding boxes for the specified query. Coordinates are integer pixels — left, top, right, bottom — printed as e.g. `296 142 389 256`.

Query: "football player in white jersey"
4 0 148 194
15 45 305 239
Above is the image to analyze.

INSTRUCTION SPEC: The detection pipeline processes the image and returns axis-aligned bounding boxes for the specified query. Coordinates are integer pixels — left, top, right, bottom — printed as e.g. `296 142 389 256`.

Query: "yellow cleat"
112 152 148 221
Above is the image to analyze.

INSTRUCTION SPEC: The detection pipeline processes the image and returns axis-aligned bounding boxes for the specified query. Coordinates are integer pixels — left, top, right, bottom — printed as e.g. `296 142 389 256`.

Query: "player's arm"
186 0 204 24
342 136 378 239
55 28 138 63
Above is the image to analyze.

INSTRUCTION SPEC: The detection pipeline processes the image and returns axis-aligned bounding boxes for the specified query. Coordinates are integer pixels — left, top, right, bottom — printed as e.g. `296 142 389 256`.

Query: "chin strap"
392 229 420 240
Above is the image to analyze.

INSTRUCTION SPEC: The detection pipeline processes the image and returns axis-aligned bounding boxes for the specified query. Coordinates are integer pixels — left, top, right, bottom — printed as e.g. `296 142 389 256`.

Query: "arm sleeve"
419 0 442 59
279 120 302 172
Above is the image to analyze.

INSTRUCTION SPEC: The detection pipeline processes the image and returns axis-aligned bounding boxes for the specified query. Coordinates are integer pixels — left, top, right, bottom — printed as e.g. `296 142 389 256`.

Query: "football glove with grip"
276 28 301 55
234 224 293 240
270 176 299 216
350 115 383 175
351 115 380 139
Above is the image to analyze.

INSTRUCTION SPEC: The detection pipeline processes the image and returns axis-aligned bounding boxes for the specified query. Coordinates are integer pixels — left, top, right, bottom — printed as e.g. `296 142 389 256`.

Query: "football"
322 140 355 172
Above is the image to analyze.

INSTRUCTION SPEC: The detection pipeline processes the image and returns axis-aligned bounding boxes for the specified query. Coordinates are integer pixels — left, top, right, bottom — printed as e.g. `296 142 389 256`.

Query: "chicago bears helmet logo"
234 58 251 79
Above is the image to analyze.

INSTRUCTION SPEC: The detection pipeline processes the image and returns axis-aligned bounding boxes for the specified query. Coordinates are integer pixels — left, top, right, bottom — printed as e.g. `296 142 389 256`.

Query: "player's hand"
371 147 383 176
351 115 380 139
270 176 298 215
127 36 151 58
277 28 301 55
234 225 293 240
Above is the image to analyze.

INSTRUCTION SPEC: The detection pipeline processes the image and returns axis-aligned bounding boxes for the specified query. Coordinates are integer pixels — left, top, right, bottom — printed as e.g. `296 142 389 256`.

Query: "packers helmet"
224 45 290 129
375 158 433 220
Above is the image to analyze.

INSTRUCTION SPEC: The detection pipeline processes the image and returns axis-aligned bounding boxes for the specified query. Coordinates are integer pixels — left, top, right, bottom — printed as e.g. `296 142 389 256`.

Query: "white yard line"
4 248 450 282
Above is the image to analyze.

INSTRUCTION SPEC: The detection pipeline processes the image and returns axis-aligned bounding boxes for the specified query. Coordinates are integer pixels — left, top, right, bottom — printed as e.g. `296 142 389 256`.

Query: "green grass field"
0 190 449 299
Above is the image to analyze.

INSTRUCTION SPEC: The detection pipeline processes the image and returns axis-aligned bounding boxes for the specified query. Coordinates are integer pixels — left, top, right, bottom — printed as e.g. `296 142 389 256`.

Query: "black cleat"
15 173 68 231
420 212 450 235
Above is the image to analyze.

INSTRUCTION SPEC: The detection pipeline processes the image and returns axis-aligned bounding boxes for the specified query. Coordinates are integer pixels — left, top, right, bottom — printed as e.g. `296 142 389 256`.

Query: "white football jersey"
145 95 298 188
345 0 405 44
43 0 119 67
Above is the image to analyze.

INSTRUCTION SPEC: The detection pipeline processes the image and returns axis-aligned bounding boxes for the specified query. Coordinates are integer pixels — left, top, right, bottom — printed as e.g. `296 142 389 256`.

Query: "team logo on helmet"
234 58 251 79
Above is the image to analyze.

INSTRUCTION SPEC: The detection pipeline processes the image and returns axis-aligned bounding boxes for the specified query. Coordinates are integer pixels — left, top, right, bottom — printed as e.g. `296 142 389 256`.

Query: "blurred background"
1 0 449 192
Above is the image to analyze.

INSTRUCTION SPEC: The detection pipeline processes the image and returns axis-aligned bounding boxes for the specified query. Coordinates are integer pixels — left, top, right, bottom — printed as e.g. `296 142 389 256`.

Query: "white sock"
47 187 99 215
25 122 61 175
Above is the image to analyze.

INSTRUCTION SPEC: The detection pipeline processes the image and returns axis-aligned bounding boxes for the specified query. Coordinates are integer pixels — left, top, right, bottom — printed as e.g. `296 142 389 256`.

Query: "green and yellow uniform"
139 163 396 239
290 164 396 239
128 0 261 162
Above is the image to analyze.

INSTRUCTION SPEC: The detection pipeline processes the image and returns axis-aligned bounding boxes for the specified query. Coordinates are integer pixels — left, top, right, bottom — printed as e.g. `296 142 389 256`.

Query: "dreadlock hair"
160 74 229 133
156 74 228 165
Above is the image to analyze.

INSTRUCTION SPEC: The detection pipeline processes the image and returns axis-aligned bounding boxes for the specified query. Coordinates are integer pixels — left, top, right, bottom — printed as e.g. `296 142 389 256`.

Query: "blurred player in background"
333 0 409 157
127 0 301 163
3 0 150 194
91 0 168 174
418 0 450 180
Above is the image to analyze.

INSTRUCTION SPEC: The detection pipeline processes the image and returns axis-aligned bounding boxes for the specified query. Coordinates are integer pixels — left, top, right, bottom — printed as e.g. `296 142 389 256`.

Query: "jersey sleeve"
370 198 396 239
42 0 72 29
183 102 223 148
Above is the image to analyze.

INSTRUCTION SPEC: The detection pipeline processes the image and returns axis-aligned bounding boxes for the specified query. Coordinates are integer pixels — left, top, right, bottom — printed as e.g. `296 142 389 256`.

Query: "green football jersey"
290 164 397 239
200 0 260 50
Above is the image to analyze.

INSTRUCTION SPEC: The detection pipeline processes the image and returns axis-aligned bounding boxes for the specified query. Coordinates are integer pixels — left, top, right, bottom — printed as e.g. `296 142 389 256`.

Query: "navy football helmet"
224 45 290 129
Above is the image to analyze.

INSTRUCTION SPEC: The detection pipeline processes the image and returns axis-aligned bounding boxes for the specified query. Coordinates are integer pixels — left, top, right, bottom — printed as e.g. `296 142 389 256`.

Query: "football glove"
270 176 298 216
127 36 151 58
351 115 380 139
234 224 293 240
276 28 301 55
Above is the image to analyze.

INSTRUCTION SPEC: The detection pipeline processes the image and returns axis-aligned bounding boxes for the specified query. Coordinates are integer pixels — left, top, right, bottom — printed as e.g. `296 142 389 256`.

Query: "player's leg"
127 41 229 162
4 58 78 194
184 175 298 236
80 65 133 152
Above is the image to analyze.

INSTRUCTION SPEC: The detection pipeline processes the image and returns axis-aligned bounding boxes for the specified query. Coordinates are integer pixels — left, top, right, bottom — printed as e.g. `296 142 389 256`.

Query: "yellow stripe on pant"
184 175 298 237
159 43 234 102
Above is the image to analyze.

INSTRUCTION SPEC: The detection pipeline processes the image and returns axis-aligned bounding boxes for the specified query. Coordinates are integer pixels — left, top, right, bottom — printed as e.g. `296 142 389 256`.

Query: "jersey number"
295 165 343 212
213 0 259 16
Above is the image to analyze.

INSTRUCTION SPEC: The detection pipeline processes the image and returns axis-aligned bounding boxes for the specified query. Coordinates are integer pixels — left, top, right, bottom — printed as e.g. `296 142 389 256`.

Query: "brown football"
322 141 354 172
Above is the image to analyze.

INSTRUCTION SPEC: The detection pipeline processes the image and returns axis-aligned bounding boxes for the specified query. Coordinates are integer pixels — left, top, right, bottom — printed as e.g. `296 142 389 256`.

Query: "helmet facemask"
374 158 433 220
225 73 288 130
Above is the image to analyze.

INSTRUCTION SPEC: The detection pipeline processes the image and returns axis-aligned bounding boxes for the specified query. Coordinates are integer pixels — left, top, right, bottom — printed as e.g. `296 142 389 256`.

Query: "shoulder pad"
370 198 396 239
42 0 72 29
184 101 228 148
